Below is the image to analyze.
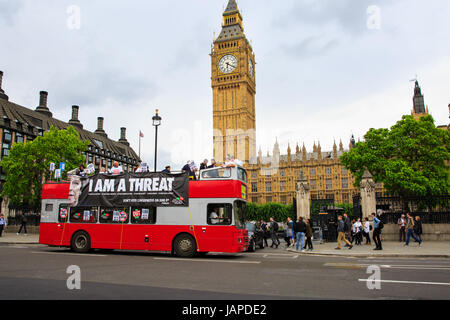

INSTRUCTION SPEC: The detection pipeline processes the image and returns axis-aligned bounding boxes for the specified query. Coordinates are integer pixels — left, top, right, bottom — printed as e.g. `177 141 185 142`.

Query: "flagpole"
138 132 141 159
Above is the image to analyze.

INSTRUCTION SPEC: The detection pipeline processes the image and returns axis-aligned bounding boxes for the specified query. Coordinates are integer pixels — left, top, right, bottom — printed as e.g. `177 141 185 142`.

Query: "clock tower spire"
211 0 256 164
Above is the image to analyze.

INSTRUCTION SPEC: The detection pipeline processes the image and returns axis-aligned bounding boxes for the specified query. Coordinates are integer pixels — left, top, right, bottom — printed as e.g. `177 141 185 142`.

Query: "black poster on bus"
70 172 189 208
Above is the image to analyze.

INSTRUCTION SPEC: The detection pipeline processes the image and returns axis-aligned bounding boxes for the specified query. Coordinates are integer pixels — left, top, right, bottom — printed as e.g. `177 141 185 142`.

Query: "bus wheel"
71 231 91 253
174 234 197 258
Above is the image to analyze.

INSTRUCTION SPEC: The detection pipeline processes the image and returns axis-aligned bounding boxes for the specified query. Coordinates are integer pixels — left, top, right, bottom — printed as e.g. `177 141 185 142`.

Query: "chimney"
68 105 83 129
119 127 130 146
35 91 53 117
0 71 9 101
94 117 107 138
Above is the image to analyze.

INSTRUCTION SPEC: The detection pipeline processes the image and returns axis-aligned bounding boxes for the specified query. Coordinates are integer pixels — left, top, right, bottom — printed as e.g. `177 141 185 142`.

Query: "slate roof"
0 98 140 162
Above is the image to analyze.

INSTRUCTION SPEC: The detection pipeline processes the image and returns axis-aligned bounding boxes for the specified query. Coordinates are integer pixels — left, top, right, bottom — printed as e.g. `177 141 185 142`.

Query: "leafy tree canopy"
340 115 450 198
1 126 89 212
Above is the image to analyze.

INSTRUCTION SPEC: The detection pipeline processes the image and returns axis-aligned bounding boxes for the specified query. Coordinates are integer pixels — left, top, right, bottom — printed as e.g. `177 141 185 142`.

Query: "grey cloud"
0 0 24 25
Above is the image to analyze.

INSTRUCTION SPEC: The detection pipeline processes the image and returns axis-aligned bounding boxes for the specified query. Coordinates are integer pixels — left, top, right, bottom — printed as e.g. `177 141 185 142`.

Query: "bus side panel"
39 222 70 247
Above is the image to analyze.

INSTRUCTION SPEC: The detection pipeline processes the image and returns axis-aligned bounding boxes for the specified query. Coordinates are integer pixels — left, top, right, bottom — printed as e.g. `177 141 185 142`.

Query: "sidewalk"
1 233 449 258
286 240 450 258
0 233 39 244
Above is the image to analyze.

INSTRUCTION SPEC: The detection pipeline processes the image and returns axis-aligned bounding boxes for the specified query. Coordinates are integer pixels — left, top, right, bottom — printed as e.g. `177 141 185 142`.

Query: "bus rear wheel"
71 231 91 253
174 234 197 258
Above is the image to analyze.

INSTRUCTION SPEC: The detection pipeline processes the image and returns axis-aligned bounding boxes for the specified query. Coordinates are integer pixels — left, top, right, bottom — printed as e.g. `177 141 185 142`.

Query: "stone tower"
211 0 256 164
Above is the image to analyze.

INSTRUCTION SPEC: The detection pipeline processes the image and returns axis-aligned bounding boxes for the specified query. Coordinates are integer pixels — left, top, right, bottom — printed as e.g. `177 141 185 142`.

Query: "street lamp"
152 109 162 172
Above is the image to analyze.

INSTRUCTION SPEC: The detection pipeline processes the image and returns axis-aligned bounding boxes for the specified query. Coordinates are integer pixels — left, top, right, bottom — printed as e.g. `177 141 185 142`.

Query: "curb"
285 249 450 259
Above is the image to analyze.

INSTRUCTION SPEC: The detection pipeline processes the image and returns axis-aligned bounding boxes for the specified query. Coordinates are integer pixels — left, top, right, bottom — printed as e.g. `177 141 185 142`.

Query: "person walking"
284 218 294 247
17 213 28 236
343 213 352 246
287 217 295 248
0 214 6 237
269 217 280 248
414 216 423 243
371 212 383 250
352 218 362 245
294 217 306 252
405 213 422 247
397 214 407 242
363 217 371 245
305 219 313 251
335 216 353 250
260 220 269 248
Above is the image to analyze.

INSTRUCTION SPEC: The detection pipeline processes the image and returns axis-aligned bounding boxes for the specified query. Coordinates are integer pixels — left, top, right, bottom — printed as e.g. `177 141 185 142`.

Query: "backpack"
378 220 384 230
273 222 279 232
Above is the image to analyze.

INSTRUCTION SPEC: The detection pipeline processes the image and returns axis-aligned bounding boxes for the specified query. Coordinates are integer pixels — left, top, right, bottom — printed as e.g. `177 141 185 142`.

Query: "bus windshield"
237 167 247 184
234 200 246 229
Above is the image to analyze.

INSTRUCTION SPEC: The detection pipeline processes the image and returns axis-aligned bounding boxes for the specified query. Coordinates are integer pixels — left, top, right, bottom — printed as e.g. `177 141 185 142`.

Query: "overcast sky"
1 0 449 170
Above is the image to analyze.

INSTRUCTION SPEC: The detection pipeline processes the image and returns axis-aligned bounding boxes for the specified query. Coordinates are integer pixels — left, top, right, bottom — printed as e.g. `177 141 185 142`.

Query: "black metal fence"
7 214 41 226
354 194 450 224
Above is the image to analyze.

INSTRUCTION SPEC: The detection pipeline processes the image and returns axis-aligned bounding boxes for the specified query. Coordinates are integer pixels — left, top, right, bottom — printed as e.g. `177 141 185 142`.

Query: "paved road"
1 244 449 300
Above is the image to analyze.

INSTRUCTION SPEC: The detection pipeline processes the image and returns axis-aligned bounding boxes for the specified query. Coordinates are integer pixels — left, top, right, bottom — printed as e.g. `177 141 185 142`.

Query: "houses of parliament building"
211 0 443 205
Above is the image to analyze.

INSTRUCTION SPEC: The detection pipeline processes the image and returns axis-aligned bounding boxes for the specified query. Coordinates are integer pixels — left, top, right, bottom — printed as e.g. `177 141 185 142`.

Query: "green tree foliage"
1 126 89 212
340 115 450 198
246 202 294 222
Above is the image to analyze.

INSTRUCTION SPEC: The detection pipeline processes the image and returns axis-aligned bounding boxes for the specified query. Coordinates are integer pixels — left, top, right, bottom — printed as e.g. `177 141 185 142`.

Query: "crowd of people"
253 211 424 253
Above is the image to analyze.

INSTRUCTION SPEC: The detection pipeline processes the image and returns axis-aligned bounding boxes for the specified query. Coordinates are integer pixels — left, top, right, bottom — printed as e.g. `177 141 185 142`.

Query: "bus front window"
233 200 246 229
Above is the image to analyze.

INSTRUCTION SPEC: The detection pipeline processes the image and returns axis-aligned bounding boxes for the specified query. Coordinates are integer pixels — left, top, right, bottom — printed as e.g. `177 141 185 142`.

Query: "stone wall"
380 224 450 241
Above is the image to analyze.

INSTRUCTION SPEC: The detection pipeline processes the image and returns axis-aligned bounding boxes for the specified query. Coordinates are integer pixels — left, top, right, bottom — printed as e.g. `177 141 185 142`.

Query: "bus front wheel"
71 231 91 253
173 234 197 258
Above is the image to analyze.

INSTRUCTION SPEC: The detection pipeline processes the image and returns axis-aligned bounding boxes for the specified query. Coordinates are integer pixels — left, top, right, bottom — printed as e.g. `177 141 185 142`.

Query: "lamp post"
152 109 162 172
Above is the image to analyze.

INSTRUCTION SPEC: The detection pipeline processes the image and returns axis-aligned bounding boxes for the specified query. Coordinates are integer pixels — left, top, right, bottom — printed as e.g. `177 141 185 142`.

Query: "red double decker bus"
39 166 249 257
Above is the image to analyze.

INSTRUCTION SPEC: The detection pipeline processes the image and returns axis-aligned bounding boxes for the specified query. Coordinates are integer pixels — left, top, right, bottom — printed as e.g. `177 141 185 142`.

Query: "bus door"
201 203 234 252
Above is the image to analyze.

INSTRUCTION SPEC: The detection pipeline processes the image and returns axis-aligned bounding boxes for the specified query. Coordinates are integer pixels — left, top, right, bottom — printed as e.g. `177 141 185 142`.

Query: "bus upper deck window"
201 168 231 179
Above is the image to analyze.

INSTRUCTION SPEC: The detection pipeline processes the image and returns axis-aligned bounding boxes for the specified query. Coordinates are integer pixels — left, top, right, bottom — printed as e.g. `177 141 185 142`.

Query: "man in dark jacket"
269 217 280 248
343 213 352 245
335 216 353 250
414 216 423 242
294 217 307 252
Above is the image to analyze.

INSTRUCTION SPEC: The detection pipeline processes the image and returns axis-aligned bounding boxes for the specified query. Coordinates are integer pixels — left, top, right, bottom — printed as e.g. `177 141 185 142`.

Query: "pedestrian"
405 212 422 247
269 217 280 248
109 161 123 175
294 217 306 252
352 218 362 245
283 219 292 247
397 214 406 242
414 216 423 243
287 217 295 247
0 214 6 237
305 219 313 251
363 217 371 245
260 220 269 248
371 212 383 250
343 213 352 246
350 218 357 244
17 213 28 236
335 216 353 250
200 159 208 171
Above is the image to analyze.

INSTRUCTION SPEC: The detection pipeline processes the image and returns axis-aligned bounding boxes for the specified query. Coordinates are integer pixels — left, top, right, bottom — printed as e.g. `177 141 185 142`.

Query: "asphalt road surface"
1 244 449 300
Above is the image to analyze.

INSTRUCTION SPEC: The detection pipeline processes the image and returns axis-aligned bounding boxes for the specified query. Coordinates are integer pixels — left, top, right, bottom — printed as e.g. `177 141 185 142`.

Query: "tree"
340 115 450 199
1 126 89 212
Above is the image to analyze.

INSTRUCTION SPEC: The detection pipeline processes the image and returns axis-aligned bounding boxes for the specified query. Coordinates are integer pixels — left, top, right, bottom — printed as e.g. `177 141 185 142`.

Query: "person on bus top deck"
162 166 171 173
75 164 87 177
183 161 197 180
207 159 217 169
200 159 208 171
109 161 123 175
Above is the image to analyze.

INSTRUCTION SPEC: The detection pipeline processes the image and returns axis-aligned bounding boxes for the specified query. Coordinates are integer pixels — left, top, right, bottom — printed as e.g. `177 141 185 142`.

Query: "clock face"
249 59 254 78
219 54 238 74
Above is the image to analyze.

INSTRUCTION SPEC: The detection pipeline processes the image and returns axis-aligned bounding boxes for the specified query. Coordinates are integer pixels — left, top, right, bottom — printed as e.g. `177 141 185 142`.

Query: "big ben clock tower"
211 0 256 164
